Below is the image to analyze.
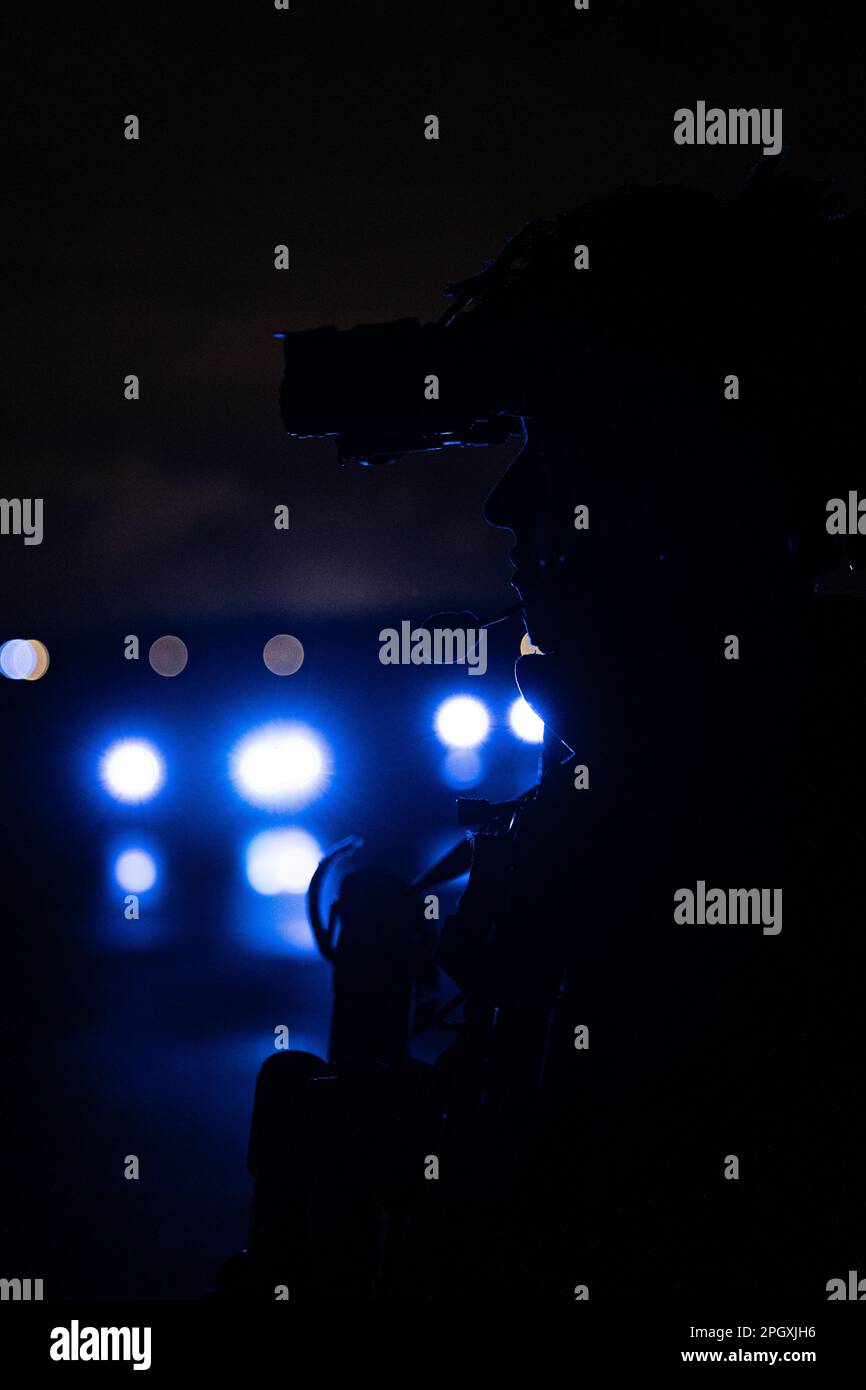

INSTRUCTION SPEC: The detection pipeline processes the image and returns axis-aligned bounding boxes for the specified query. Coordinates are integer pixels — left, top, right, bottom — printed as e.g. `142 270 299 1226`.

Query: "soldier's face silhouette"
484 436 574 655
484 385 792 669
483 408 653 659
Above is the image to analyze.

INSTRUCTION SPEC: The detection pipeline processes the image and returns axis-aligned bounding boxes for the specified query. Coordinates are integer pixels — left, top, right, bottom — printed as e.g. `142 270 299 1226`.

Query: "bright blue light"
230 722 330 809
100 739 165 803
508 695 544 743
434 696 490 749
0 639 36 680
443 748 482 787
245 828 322 895
274 914 318 953
114 848 158 893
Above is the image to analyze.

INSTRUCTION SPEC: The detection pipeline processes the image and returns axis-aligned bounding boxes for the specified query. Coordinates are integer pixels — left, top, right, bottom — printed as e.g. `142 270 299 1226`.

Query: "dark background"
2 0 861 630
1 1 861 1298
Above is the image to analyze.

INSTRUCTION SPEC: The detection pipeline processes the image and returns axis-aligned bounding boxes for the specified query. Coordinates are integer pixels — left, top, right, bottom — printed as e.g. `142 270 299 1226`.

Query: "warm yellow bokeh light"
24 639 50 680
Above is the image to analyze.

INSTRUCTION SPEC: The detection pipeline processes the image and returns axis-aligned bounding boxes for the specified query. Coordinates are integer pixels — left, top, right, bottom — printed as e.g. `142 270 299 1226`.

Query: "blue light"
274 913 319 953
508 695 544 743
434 696 490 749
443 748 482 787
0 638 36 679
114 848 158 893
100 739 165 803
230 722 330 809
245 828 322 895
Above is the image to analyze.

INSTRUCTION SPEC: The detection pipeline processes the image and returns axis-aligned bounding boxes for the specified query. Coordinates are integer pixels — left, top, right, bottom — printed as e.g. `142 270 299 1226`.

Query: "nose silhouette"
483 440 533 534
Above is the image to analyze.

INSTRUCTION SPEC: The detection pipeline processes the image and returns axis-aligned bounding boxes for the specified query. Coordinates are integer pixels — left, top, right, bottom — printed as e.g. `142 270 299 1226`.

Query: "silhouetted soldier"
222 165 865 1299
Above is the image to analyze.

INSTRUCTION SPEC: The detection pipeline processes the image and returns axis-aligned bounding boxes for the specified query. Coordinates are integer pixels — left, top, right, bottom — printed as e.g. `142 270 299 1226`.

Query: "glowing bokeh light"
230 722 329 808
263 633 305 676
0 638 37 679
148 635 188 677
245 828 322 896
508 695 545 743
443 747 482 786
114 848 158 893
24 639 50 680
275 914 318 953
101 739 165 803
434 695 490 749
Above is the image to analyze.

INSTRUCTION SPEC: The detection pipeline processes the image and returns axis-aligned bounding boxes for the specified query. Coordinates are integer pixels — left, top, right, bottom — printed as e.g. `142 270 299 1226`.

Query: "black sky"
2 1 861 629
